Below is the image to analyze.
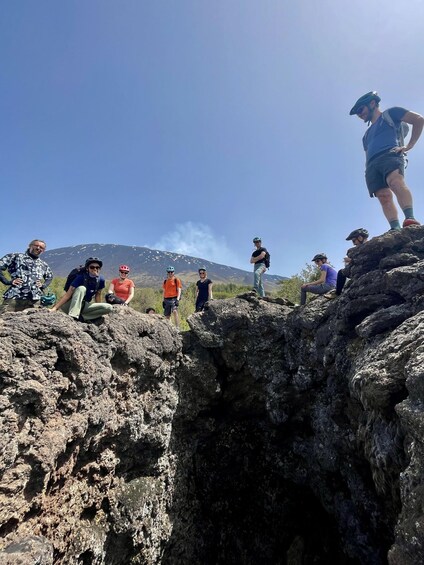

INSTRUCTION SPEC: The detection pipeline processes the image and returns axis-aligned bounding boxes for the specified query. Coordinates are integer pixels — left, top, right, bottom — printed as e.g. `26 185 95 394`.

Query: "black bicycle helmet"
346 228 369 241
349 91 381 115
85 257 103 269
312 253 327 262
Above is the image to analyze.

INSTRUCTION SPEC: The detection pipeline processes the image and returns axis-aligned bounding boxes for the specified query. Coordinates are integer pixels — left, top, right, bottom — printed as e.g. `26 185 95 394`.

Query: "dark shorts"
163 297 178 317
195 300 207 312
365 151 405 197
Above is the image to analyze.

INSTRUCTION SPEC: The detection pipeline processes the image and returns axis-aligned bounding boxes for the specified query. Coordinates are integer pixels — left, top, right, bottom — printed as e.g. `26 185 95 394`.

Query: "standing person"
250 237 268 297
300 254 337 305
106 265 135 306
50 257 112 321
350 91 424 230
0 239 53 313
195 266 213 312
325 229 369 299
162 266 182 328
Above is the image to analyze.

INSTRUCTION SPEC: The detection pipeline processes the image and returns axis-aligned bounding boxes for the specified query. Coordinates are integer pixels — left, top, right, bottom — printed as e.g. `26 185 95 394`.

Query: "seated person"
51 257 112 321
325 228 369 299
106 264 135 305
300 253 337 305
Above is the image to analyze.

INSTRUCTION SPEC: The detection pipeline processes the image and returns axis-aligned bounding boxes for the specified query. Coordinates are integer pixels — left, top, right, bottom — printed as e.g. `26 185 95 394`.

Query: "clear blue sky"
2 0 424 276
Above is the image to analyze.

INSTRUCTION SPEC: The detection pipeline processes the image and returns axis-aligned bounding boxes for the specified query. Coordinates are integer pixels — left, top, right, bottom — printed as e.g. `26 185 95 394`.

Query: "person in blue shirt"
350 91 424 230
51 257 112 321
300 254 337 305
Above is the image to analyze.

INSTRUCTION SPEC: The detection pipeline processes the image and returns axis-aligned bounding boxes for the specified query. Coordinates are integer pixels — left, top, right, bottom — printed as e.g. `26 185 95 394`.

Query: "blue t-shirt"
321 264 337 287
71 273 105 302
363 107 407 163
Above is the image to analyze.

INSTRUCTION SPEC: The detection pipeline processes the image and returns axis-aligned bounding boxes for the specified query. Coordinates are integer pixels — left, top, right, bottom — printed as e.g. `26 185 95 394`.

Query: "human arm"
39 265 53 289
125 284 135 305
108 282 115 294
301 267 326 288
95 290 102 303
250 251 266 264
176 280 182 301
208 282 213 300
0 254 23 286
50 287 75 311
392 110 424 154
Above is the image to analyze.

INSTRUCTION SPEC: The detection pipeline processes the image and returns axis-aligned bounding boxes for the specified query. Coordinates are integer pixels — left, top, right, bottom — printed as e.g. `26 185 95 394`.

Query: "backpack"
64 266 100 294
264 251 271 269
64 266 85 291
381 109 410 148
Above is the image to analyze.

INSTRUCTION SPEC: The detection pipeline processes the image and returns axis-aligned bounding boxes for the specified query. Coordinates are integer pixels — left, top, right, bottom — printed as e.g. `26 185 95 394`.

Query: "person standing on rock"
195 266 213 312
250 237 269 297
300 254 337 305
350 91 424 230
0 239 53 313
162 266 182 328
50 257 113 321
325 229 369 300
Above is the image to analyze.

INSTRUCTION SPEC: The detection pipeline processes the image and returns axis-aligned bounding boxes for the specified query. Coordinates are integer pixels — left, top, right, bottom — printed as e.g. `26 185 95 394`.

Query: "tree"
278 264 319 304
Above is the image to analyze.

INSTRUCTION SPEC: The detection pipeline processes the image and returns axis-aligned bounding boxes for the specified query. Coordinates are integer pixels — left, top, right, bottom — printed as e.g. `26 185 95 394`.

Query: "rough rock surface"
1 227 424 564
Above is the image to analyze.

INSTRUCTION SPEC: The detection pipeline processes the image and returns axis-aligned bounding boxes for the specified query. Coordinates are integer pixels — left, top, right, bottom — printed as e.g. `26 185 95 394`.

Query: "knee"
376 189 393 205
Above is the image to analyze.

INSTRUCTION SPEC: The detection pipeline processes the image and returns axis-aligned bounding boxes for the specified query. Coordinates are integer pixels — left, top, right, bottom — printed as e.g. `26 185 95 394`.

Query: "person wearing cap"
0 239 53 313
51 257 112 321
195 267 213 312
106 265 135 306
162 266 182 327
250 237 268 297
349 91 424 230
324 229 369 300
300 254 337 306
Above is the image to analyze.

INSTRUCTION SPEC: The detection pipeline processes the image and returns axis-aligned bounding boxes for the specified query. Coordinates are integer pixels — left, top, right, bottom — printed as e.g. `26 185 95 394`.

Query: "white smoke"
151 222 245 269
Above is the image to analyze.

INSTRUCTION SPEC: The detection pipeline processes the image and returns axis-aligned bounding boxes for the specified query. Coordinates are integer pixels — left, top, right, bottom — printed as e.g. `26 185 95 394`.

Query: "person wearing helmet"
250 237 269 297
51 257 112 321
106 265 135 306
324 229 369 300
300 254 337 305
195 266 213 312
162 266 182 328
350 91 424 230
0 239 53 313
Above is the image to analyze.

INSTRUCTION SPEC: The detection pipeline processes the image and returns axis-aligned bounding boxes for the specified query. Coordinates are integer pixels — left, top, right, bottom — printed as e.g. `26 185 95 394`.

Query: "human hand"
390 146 407 155
12 278 23 286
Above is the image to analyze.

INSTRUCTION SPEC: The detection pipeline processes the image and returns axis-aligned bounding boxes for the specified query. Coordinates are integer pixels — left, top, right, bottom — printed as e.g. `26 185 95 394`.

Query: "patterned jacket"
0 252 53 300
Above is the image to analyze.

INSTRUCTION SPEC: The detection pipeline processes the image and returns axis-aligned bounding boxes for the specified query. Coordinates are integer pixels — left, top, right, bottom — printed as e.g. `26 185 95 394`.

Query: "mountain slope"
43 243 286 288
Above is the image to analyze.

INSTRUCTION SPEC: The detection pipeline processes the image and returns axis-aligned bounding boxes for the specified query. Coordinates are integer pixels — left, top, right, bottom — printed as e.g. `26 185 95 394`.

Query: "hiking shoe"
403 218 421 227
324 290 337 299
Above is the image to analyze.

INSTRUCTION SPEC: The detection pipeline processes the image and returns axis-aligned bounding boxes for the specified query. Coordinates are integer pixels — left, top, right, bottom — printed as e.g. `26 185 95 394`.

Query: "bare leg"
375 188 399 223
386 170 414 210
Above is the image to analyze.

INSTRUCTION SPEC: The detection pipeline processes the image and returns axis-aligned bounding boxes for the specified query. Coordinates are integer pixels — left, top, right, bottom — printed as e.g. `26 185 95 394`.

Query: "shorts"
365 151 405 197
163 297 178 317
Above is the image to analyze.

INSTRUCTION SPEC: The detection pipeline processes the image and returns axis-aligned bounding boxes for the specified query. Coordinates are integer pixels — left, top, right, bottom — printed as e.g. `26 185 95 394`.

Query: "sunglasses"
356 106 365 115
119 270 129 274
89 265 100 270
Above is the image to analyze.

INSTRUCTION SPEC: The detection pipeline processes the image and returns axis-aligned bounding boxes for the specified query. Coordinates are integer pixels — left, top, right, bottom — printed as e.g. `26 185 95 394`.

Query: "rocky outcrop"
1 227 424 564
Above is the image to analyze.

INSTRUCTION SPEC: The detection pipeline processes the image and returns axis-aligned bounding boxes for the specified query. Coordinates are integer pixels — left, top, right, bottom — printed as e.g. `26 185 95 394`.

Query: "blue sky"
2 0 424 277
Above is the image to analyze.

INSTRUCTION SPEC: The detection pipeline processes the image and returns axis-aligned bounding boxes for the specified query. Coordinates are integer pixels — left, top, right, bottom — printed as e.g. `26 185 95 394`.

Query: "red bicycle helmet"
119 265 130 273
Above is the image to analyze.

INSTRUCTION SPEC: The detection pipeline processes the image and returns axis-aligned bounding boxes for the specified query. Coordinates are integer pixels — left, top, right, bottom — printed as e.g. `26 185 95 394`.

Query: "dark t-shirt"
251 247 267 265
363 107 407 163
196 278 212 302
71 274 105 302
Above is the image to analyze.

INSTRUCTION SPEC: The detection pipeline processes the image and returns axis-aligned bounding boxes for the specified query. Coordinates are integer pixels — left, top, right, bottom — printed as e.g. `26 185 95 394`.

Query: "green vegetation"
277 264 319 304
0 278 257 331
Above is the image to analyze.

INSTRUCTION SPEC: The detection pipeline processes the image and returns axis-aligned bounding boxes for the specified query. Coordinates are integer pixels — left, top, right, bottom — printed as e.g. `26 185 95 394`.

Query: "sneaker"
324 290 337 299
403 218 421 227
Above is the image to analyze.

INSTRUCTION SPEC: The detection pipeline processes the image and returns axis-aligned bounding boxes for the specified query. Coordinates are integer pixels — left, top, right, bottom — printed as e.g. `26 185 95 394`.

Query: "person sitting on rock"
51 257 113 321
105 264 135 306
300 254 337 305
325 228 369 299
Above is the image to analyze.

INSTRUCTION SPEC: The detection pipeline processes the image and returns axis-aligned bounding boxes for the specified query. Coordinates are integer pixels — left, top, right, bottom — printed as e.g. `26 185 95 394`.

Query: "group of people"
0 244 214 328
254 91 423 305
1 92 422 314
